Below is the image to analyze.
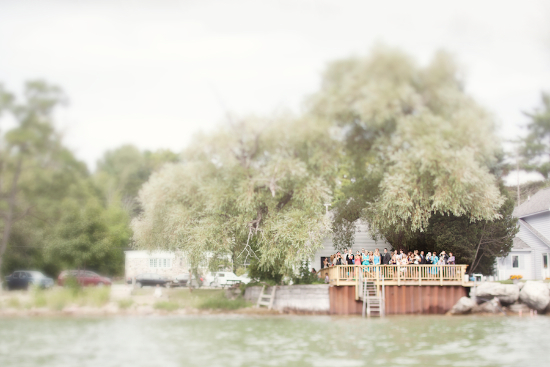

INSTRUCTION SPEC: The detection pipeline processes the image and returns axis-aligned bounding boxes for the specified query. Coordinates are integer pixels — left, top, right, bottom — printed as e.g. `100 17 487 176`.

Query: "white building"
124 250 187 280
496 188 550 280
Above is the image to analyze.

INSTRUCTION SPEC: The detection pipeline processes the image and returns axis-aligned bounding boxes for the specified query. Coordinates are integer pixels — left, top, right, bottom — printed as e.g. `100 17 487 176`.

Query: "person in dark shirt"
382 248 391 265
420 251 426 264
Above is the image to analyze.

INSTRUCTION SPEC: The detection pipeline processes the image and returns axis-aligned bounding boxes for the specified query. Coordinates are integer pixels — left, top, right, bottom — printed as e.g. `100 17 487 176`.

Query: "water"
0 315 548 367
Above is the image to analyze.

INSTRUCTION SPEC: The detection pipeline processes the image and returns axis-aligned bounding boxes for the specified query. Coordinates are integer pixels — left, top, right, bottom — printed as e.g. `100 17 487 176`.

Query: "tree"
424 184 518 275
0 81 69 278
131 116 337 275
309 46 505 251
95 145 179 215
44 195 130 275
0 81 131 278
519 93 550 179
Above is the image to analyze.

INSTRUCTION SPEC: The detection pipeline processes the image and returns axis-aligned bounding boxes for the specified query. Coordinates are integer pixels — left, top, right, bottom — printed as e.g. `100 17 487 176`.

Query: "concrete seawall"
244 285 330 313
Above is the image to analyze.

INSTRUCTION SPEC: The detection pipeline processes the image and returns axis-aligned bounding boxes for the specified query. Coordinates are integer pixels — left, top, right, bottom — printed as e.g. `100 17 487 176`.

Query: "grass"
152 288 251 311
118 298 134 309
153 301 180 311
28 287 110 310
197 293 250 310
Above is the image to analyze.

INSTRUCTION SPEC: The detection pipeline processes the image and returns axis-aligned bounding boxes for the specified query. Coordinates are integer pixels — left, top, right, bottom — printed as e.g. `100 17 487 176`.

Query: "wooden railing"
318 264 469 287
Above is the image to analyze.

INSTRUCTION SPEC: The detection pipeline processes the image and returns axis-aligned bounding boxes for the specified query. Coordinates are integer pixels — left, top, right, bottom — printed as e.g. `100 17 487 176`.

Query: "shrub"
292 261 323 285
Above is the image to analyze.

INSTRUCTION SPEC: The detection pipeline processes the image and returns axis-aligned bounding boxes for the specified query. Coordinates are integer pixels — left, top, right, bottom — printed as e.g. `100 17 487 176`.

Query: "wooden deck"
319 265 472 314
319 265 472 288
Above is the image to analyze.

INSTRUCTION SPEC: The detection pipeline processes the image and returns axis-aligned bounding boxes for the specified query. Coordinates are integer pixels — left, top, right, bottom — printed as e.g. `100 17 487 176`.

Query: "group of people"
322 248 456 268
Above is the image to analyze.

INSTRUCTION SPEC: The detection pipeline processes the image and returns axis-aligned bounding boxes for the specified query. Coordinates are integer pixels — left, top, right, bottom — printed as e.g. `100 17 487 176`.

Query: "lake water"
0 315 548 367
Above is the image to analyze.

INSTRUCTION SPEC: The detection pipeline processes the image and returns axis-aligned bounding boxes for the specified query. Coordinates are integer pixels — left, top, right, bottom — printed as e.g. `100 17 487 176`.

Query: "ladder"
256 285 277 310
361 277 385 318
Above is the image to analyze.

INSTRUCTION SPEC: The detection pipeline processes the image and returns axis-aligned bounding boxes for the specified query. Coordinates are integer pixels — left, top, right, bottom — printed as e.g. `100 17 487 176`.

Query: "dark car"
5 271 54 290
58 270 111 287
128 273 171 288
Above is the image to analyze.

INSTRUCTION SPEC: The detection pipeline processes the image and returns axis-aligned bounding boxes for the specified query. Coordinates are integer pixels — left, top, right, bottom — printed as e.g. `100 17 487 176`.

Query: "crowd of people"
322 248 456 268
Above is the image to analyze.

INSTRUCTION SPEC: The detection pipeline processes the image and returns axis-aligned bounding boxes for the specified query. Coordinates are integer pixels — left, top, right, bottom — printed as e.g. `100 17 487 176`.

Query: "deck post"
397 265 400 286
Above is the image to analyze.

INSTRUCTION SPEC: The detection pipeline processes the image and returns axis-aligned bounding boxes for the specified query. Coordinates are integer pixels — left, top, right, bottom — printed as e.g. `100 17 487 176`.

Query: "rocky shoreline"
450 281 550 315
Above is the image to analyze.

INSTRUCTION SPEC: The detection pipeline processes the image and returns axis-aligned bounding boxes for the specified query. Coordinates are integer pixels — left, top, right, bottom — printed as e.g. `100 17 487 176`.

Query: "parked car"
172 273 204 287
128 273 172 288
206 271 250 288
5 271 54 290
58 270 112 287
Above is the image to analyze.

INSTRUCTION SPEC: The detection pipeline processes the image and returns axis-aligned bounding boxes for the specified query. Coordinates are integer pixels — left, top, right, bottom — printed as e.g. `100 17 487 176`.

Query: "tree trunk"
469 223 486 275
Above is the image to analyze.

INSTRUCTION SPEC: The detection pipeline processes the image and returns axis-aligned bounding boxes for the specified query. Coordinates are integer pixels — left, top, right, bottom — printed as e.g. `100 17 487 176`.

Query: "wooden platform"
319 265 471 315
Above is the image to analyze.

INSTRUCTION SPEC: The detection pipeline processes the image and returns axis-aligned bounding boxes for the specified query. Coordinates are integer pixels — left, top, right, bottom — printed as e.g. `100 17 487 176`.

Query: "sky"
1 0 549 185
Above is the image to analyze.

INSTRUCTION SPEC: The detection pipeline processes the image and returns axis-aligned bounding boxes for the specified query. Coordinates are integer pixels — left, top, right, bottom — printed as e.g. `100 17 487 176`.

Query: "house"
124 250 231 280
310 220 390 271
124 250 187 280
496 188 550 280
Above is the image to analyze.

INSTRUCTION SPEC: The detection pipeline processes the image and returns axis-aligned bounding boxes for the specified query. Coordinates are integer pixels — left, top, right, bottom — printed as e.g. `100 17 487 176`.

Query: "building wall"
328 285 468 315
311 222 390 271
124 251 188 280
516 221 550 280
524 212 550 240
496 250 533 280
244 285 330 313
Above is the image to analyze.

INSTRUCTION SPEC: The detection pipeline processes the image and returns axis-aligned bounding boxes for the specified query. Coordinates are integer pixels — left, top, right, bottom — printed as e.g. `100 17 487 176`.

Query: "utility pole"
516 153 520 206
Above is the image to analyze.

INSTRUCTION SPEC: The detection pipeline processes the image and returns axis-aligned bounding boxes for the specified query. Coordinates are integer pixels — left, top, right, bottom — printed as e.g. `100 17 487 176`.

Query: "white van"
206 272 250 288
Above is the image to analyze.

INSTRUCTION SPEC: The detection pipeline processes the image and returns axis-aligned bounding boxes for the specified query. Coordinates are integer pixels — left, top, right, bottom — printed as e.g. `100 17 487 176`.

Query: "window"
149 258 173 268
543 254 548 269
512 255 519 268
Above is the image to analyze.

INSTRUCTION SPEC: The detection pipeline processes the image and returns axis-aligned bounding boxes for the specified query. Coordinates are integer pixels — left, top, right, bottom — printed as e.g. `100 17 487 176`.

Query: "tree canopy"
131 116 336 273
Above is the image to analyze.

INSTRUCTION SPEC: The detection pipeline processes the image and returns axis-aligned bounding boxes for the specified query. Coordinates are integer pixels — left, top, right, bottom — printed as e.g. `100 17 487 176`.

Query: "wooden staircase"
360 278 385 318
256 285 277 310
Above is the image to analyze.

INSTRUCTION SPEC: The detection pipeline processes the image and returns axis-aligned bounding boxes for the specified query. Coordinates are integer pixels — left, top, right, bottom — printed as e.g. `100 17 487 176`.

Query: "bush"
292 261 323 285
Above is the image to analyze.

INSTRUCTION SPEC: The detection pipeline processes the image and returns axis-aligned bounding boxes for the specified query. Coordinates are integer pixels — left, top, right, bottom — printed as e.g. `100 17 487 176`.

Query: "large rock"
474 298 502 314
450 297 477 314
475 282 519 304
519 281 550 312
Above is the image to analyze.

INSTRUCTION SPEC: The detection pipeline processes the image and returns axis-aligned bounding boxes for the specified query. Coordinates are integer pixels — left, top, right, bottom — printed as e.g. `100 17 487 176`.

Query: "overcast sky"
1 0 549 184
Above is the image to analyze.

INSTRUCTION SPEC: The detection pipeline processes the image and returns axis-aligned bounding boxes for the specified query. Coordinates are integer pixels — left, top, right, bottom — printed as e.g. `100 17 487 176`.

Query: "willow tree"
309 46 505 252
131 116 336 274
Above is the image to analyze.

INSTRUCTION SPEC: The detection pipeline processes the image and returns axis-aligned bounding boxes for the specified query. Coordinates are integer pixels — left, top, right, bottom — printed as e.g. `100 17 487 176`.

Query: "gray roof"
519 219 550 248
513 187 550 218
512 237 531 250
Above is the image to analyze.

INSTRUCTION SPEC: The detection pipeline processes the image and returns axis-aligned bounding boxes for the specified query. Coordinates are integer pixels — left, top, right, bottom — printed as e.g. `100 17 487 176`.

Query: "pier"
318 265 473 315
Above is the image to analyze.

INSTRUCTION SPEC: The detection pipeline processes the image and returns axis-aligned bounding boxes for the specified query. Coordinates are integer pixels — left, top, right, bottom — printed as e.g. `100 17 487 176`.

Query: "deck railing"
318 264 469 287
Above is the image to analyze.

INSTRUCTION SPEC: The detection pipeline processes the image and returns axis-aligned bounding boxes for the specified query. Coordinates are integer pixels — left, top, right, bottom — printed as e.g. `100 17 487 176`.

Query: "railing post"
440 265 443 286
397 264 400 286
418 265 421 286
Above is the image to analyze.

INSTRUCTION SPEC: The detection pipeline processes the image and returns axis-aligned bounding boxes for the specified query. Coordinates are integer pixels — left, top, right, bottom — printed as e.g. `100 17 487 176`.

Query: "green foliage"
519 93 550 179
132 116 335 274
311 46 504 242
44 196 130 275
153 301 180 311
246 258 284 284
95 145 179 216
63 275 82 294
235 267 247 276
118 299 134 309
291 261 322 285
196 293 249 310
